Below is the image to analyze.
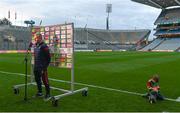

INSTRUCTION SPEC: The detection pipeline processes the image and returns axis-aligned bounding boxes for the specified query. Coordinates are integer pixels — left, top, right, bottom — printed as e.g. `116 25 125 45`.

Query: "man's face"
35 35 42 44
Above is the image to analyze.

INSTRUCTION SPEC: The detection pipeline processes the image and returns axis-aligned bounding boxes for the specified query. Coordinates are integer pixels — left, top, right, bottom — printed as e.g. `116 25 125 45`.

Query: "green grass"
0 52 180 112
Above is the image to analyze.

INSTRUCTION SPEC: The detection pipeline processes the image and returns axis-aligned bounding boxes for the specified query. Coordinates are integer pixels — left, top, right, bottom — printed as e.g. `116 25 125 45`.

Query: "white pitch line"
0 70 179 103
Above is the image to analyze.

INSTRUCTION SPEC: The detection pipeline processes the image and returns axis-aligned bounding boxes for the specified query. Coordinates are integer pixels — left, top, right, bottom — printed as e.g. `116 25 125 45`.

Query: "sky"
0 0 161 39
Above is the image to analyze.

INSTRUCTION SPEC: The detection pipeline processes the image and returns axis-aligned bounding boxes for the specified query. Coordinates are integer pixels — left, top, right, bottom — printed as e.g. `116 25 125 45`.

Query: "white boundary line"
0 70 179 103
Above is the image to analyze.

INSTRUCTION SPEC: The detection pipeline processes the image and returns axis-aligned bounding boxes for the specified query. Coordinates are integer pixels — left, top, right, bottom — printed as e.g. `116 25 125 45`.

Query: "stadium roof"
132 0 180 9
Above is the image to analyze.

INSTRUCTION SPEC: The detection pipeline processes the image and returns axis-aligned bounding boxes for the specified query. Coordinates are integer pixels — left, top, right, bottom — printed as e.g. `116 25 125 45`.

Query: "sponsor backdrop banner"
31 23 73 69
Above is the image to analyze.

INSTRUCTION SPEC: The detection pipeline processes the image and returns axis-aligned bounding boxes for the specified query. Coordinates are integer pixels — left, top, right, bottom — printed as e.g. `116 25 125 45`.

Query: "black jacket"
34 42 51 69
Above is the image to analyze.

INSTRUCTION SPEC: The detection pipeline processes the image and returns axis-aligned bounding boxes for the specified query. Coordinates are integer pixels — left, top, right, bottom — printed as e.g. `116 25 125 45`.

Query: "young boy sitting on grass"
143 75 164 103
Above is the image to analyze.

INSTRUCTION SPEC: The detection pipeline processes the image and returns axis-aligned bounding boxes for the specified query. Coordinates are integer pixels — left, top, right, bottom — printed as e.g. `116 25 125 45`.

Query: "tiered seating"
0 26 30 50
155 8 180 25
141 7 180 52
154 38 180 51
74 28 150 50
0 26 150 51
140 38 164 51
132 0 180 52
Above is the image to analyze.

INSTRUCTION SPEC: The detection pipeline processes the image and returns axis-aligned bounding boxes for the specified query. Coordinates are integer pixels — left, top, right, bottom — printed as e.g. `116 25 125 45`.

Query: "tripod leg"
24 58 28 101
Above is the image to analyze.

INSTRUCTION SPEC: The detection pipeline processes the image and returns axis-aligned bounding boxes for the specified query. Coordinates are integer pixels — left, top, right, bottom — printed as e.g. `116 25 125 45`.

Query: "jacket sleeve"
147 80 153 90
42 45 51 67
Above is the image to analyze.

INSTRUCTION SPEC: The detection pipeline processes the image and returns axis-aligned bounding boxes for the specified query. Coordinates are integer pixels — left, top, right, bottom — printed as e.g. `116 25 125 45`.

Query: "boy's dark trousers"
149 90 164 100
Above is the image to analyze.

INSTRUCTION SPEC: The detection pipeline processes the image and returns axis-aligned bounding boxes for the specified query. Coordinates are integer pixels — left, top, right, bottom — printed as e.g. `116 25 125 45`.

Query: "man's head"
153 74 159 82
35 34 43 44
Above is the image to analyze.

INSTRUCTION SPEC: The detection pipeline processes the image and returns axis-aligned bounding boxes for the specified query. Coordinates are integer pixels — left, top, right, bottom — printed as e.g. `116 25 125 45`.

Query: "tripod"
24 49 30 101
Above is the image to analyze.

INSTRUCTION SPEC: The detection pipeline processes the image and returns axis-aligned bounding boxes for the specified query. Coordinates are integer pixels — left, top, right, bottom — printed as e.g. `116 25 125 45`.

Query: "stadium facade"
0 25 30 50
0 25 150 51
132 0 180 52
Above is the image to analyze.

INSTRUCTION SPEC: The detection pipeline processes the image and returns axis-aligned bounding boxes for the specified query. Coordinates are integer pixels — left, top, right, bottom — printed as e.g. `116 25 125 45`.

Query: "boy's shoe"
149 94 157 104
142 93 149 98
44 94 52 101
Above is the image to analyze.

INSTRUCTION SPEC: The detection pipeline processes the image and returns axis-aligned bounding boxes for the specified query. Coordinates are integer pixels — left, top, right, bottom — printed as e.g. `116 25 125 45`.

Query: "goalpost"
13 23 88 107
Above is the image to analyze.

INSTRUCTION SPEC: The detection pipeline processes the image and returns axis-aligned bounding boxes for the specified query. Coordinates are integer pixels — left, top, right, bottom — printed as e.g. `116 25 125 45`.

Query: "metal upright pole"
23 21 35 101
106 13 109 30
87 28 89 50
24 54 28 101
71 60 74 92
106 4 112 30
29 26 34 83
24 23 29 101
71 23 75 92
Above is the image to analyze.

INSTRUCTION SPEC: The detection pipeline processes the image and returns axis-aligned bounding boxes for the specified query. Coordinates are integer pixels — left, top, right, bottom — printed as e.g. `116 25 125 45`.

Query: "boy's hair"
153 74 159 82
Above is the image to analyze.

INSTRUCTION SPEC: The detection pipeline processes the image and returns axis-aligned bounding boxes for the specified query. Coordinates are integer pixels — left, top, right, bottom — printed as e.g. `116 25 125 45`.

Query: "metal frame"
13 23 88 106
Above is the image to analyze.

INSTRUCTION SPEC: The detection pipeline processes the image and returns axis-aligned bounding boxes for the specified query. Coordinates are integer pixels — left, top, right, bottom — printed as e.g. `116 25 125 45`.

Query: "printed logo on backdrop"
31 24 73 69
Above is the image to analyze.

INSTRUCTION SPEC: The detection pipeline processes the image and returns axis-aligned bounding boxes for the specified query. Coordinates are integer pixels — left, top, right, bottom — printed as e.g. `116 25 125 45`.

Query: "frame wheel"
82 90 88 97
14 88 19 95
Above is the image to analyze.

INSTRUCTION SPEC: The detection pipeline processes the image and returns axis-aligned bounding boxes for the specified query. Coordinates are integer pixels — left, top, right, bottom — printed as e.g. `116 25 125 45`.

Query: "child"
144 75 164 103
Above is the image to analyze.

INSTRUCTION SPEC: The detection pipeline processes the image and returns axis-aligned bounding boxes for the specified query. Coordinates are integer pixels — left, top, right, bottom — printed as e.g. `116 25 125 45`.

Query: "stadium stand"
140 38 165 51
133 0 180 52
153 38 180 51
0 25 30 50
155 8 180 25
0 25 150 51
74 28 150 50
176 47 180 52
132 0 180 9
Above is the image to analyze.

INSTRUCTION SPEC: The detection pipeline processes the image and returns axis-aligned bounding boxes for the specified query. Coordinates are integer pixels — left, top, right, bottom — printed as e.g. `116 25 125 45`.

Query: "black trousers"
149 91 164 100
34 67 50 95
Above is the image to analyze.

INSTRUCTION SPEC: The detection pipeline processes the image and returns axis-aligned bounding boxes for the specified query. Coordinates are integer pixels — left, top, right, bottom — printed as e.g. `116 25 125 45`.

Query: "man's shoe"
44 94 52 101
33 92 44 98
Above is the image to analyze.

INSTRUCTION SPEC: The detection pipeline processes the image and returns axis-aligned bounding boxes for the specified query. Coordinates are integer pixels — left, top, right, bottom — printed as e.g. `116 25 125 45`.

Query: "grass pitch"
0 52 180 112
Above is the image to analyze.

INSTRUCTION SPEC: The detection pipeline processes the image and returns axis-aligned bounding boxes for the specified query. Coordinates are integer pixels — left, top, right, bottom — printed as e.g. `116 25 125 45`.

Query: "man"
33 34 51 100
144 75 164 103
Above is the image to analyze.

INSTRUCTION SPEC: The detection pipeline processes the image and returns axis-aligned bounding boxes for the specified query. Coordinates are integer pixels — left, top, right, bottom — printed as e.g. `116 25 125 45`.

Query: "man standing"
33 34 51 100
